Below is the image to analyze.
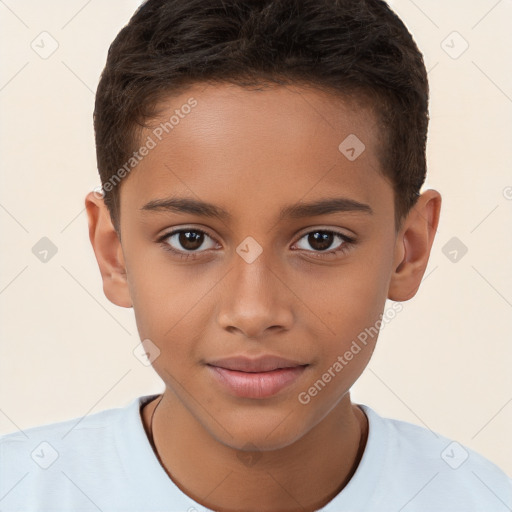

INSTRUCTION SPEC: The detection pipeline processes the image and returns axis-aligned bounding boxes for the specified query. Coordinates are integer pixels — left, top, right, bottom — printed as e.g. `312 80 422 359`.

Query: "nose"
216 251 294 340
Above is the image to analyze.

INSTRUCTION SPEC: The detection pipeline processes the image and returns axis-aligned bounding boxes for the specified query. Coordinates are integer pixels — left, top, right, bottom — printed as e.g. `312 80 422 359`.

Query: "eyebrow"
140 196 373 221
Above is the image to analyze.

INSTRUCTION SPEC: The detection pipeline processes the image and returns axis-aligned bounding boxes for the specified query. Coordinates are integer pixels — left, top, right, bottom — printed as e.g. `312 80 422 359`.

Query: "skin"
85 83 441 512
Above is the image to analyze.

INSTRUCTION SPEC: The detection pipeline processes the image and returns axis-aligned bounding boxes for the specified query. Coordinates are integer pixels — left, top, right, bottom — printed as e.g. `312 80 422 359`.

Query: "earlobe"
387 189 442 302
85 191 133 308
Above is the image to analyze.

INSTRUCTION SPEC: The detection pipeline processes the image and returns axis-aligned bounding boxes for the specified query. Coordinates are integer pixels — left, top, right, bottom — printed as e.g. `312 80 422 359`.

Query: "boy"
1 0 511 510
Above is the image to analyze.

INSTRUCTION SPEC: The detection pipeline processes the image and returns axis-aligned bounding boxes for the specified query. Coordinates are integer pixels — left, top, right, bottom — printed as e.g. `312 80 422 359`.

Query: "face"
88 83 438 451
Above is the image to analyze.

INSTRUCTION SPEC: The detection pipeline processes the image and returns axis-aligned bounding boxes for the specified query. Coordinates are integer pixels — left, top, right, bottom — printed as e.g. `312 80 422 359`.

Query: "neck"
142 392 367 512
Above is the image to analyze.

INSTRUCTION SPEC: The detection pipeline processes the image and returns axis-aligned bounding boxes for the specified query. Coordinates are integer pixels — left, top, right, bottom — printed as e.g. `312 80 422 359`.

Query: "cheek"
310 262 390 341
302 254 393 393
127 228 393 364
128 248 208 327
296 267 389 415
128 258 218 372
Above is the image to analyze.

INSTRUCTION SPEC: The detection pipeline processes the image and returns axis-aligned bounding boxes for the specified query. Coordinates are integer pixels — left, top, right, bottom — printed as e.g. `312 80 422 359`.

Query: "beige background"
1 0 511 478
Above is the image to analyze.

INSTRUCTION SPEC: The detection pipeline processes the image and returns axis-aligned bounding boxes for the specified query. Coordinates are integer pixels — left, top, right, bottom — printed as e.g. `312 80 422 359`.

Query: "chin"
208 410 311 452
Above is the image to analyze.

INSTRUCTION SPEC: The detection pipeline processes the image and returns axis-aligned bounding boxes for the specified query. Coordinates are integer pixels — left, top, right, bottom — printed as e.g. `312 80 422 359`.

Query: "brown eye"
305 231 336 251
294 230 352 254
176 230 205 251
159 228 218 258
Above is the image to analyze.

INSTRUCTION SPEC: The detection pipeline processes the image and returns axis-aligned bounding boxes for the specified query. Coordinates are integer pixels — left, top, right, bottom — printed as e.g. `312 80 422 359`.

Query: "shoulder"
0 396 151 505
0 394 184 511
1 399 127 449
359 404 512 510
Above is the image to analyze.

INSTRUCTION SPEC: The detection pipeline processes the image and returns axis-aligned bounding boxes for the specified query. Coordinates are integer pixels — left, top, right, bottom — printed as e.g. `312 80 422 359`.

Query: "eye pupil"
309 231 333 251
180 230 204 250
166 229 346 257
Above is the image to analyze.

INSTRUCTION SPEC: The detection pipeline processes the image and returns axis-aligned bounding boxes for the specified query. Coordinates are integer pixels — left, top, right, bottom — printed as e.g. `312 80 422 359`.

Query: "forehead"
120 82 393 225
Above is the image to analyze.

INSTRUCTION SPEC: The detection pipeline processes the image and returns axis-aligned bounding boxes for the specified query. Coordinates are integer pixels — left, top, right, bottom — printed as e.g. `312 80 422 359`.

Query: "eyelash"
157 228 356 261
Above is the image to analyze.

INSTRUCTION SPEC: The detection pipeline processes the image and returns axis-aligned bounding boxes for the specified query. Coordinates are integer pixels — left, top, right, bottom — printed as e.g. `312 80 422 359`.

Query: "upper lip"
207 355 308 373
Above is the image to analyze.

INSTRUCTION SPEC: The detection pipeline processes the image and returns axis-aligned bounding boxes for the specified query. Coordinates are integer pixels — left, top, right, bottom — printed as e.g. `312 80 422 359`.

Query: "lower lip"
207 365 308 399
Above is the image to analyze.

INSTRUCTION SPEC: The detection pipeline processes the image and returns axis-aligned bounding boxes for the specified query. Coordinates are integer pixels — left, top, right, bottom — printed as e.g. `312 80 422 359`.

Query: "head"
86 0 441 450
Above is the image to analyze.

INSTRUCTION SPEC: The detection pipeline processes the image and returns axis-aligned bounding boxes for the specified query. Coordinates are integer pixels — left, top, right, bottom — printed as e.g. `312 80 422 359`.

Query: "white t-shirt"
1 393 511 511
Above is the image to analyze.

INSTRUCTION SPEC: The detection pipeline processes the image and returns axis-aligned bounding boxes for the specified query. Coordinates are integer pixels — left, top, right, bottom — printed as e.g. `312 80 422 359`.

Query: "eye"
158 228 218 260
157 227 355 261
292 229 355 258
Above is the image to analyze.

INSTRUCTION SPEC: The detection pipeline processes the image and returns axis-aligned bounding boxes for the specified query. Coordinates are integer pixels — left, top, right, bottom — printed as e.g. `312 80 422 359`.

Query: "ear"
85 191 132 308
388 189 442 302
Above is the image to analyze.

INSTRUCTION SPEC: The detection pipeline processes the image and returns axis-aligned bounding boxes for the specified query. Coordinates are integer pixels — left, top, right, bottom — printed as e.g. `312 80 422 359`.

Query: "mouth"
206 355 309 399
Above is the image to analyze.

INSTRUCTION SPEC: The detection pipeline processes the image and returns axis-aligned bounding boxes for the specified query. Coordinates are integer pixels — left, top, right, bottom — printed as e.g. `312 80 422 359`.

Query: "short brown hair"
94 0 429 233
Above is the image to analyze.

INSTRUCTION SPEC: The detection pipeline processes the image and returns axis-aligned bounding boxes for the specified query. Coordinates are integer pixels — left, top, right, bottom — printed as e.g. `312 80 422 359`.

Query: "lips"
206 355 309 399
207 355 307 372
